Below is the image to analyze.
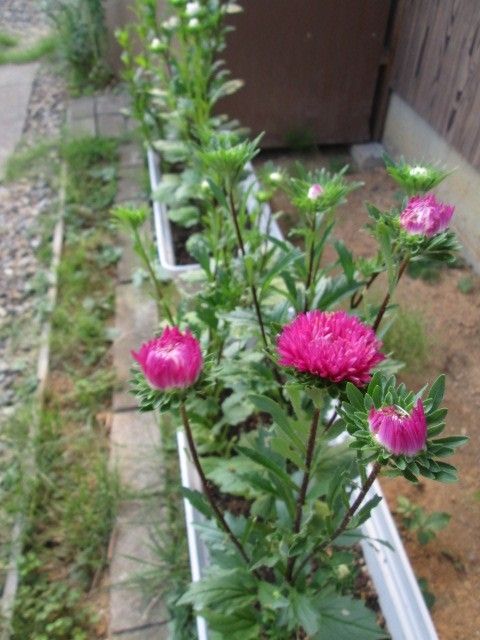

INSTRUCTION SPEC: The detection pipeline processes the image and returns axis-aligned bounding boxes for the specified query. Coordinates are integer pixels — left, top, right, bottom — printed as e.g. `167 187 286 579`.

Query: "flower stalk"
285 408 320 583
372 257 409 333
180 401 256 571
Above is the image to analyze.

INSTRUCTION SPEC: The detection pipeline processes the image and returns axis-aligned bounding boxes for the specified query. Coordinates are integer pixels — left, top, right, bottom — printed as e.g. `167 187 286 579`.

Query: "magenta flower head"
132 326 202 390
400 194 454 237
307 183 324 201
369 400 427 456
277 310 384 386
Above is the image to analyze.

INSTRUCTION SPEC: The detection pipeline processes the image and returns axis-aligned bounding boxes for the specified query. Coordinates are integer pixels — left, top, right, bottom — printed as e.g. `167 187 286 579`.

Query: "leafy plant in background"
118 2 468 637
396 496 451 545
45 0 111 90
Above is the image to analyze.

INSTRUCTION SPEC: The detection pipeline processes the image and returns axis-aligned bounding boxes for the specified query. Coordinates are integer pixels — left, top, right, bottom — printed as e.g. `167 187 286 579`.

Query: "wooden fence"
392 0 480 170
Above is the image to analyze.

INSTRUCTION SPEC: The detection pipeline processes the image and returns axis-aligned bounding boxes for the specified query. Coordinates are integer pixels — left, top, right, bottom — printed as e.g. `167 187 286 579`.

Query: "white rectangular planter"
147 148 283 276
177 430 438 640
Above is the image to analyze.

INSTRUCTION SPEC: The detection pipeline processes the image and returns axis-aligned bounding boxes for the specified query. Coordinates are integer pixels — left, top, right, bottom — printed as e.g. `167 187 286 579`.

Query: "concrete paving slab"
112 282 157 386
119 143 144 167
97 113 126 137
0 63 38 177
69 96 95 120
109 515 169 634
110 411 162 496
96 93 129 115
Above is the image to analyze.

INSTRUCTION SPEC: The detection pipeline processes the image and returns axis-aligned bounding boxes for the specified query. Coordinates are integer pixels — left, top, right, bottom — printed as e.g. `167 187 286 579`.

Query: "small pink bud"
369 400 427 456
277 310 384 386
307 183 324 201
132 327 202 390
400 194 454 237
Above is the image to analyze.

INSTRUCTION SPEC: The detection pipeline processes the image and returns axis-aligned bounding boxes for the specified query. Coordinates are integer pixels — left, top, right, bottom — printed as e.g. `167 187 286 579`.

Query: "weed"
396 496 451 545
418 577 436 610
45 0 111 91
0 34 58 65
457 275 474 294
3 140 59 183
0 31 18 48
383 308 429 373
7 134 121 638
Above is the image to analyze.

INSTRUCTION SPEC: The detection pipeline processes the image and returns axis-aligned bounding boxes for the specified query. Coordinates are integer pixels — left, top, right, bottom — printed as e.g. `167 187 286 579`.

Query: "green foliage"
0 34 58 65
396 496 451 545
382 308 429 373
45 0 111 90
457 275 475 294
7 133 121 639
3 140 59 182
0 30 18 48
343 374 468 483
384 155 452 195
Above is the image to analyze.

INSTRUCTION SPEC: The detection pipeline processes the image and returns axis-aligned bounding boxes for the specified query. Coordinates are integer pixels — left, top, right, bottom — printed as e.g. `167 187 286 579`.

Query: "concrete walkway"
0 63 38 177
67 96 169 639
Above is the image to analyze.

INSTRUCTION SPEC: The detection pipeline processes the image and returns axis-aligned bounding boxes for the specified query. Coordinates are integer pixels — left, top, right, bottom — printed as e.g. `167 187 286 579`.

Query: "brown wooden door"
220 0 392 147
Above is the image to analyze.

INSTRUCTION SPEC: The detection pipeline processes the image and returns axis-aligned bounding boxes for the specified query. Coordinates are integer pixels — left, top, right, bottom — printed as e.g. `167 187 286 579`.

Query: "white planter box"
147 148 283 276
177 431 438 640
147 153 438 639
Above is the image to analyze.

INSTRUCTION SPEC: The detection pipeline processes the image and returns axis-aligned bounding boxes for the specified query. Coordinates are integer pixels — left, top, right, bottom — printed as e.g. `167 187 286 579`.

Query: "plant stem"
292 461 382 581
350 272 380 309
285 408 320 583
134 228 174 324
179 402 255 570
372 257 409 333
227 187 269 350
303 215 317 311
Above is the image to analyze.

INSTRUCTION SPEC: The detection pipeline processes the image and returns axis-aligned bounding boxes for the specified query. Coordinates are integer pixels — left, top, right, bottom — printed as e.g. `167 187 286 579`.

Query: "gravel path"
0 62 67 422
0 0 49 41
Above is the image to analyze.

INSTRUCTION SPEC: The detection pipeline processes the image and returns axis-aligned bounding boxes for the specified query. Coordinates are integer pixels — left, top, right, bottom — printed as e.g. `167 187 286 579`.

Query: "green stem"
372 257 409 333
285 408 320 583
133 228 174 324
180 401 257 572
227 187 269 350
292 462 382 582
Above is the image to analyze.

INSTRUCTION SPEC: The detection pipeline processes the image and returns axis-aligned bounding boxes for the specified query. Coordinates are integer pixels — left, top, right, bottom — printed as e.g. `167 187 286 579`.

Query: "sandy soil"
258 150 480 640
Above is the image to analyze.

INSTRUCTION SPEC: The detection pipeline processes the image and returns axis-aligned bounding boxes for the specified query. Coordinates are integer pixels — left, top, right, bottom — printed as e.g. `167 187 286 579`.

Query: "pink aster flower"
132 326 202 390
369 400 427 456
307 183 324 200
400 194 454 237
277 310 384 386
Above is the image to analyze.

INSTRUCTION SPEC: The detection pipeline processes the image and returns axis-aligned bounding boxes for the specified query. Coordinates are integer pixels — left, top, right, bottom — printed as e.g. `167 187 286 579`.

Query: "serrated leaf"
180 487 213 519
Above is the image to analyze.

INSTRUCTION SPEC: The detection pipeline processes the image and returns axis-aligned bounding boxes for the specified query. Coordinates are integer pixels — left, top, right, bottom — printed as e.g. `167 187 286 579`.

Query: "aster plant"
120 2 468 637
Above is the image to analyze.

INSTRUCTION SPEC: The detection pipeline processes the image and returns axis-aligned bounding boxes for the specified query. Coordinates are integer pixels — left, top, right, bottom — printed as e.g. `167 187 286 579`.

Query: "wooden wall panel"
392 0 480 169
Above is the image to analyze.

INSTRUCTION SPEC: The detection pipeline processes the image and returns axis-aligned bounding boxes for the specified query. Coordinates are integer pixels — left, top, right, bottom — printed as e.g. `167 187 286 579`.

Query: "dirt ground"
258 150 480 640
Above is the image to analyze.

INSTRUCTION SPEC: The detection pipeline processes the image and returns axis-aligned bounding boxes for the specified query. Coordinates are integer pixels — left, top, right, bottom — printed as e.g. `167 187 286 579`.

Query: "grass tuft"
0 34 58 65
383 308 429 373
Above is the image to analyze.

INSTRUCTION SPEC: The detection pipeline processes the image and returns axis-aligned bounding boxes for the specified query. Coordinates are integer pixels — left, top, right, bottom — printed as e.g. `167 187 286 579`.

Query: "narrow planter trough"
149 154 438 639
177 430 438 640
147 148 283 277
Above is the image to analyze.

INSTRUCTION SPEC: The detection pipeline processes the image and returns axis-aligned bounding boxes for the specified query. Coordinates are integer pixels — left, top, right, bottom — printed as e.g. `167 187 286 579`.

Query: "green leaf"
315 594 385 639
376 221 396 293
178 569 257 610
345 383 365 410
203 457 263 498
335 240 355 282
250 394 305 453
236 446 298 493
427 375 445 411
168 205 199 227
291 590 320 635
180 487 213 519
258 582 289 610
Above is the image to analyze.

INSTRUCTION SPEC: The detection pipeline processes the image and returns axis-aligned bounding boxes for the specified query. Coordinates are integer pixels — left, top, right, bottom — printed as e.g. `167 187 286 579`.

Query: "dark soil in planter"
257 149 480 640
170 220 202 265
